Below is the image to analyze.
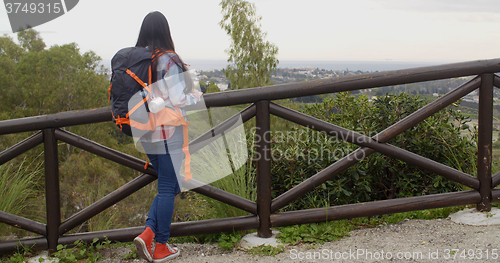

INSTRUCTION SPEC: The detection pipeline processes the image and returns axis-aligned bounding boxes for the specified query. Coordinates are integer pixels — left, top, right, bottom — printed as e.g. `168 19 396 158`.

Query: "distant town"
194 67 499 103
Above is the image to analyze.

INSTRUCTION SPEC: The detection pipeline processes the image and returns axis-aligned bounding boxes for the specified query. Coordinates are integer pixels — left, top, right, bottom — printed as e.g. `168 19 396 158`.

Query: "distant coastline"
170 59 448 72
100 59 451 72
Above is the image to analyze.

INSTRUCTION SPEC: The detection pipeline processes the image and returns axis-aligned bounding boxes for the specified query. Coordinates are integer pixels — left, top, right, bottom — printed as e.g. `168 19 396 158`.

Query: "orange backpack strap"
108 83 112 102
126 69 152 95
124 68 152 119
126 95 149 118
173 106 192 181
152 49 175 62
182 124 191 181
111 110 130 131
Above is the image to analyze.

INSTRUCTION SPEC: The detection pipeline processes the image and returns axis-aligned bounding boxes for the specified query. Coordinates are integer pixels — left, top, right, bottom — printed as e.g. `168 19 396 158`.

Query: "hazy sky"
1 0 500 64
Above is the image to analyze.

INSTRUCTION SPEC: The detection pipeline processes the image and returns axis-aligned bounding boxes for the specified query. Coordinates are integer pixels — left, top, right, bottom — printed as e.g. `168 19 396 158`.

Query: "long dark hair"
136 11 192 92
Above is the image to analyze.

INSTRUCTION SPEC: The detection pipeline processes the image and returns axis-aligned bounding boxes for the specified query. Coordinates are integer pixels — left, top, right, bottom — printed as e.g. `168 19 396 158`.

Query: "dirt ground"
94 217 500 263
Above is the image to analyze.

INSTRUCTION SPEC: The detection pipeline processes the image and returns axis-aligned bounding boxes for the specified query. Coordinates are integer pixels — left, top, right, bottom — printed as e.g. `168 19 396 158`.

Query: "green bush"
270 92 476 211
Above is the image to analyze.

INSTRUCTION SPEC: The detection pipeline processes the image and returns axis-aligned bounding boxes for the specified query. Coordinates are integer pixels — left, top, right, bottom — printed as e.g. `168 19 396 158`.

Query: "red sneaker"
153 243 180 262
134 227 155 262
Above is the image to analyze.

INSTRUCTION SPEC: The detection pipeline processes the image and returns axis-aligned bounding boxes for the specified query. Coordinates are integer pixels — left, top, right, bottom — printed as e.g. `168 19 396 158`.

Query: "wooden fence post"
256 100 272 237
477 73 493 211
43 129 61 253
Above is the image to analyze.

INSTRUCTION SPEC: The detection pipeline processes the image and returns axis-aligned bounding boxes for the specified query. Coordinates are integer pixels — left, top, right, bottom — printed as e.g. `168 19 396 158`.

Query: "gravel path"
97 218 500 263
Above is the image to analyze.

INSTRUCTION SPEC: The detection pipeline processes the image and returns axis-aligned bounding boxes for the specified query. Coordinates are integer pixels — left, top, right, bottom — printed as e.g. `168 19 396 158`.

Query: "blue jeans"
141 126 184 244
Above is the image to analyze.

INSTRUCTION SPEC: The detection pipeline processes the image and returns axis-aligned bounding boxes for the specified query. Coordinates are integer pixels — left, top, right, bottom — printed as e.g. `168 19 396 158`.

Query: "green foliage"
121 243 139 260
195 131 257 250
368 206 465 224
271 92 476 211
205 81 221 94
54 240 99 262
53 238 115 263
0 29 108 119
219 0 278 89
16 45 107 116
201 123 257 220
169 230 246 251
217 231 244 250
17 29 46 52
245 244 285 257
0 157 43 236
205 163 256 219
0 158 41 215
199 80 208 93
2 243 36 263
277 220 353 245
59 151 124 232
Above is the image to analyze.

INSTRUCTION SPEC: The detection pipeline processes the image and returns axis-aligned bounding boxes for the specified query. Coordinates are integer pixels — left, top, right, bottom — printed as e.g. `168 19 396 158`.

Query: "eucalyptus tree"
219 0 279 90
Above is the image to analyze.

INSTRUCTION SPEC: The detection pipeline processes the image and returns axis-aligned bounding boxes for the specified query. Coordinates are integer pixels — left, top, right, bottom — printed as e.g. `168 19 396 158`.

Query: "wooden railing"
1 59 500 254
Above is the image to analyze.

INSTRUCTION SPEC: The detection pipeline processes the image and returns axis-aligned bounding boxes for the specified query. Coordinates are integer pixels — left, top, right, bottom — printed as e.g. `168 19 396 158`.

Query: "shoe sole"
134 237 153 262
152 248 180 263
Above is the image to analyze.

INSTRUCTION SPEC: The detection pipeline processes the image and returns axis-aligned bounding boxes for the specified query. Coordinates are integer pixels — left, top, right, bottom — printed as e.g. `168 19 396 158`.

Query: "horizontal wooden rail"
0 132 43 166
271 190 486 227
493 189 500 202
188 104 256 153
494 75 500 89
0 211 46 236
54 129 156 174
59 173 157 235
0 215 259 254
59 172 258 235
492 171 500 187
0 237 47 254
0 107 111 135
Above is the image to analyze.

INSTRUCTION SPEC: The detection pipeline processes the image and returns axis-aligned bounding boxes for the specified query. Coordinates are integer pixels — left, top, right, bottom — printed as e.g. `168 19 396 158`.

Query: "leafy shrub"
270 92 476 211
53 237 114 263
277 220 353 245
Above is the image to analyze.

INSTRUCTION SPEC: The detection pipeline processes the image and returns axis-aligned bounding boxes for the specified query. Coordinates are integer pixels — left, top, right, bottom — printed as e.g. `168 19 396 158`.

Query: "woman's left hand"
190 90 203 101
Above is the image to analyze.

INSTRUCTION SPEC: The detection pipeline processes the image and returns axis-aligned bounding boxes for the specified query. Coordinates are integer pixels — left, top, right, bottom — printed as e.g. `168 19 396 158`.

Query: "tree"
199 80 208 93
219 0 278 89
17 29 46 52
206 81 221 94
4 30 108 117
0 35 24 61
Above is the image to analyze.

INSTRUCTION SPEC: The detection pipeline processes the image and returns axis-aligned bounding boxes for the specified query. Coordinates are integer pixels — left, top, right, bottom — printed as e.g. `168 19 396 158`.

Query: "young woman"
133 11 202 262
